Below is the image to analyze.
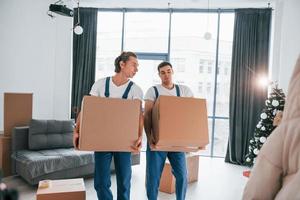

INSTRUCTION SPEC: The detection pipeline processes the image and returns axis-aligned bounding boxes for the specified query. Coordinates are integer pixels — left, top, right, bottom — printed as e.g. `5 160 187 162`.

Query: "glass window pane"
131 59 163 94
124 12 169 53
215 13 234 117
94 11 235 158
96 12 123 80
213 119 229 157
170 13 218 116
133 59 165 152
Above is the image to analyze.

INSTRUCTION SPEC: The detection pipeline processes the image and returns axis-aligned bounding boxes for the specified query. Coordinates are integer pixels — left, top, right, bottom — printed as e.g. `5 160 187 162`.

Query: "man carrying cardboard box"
144 61 193 200
73 51 143 200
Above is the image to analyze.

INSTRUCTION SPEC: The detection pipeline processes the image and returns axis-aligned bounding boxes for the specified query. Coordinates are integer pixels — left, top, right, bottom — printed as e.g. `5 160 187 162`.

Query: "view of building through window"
95 10 234 157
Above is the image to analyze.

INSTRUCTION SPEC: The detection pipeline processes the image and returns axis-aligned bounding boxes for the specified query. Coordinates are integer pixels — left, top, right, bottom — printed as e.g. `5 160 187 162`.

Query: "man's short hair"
157 61 173 72
114 51 137 73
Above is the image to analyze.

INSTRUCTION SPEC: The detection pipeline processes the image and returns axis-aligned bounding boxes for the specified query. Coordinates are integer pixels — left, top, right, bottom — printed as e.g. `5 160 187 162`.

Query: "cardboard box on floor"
0 135 11 177
159 154 200 194
78 96 141 152
159 161 175 193
4 93 33 136
36 178 85 200
151 96 209 152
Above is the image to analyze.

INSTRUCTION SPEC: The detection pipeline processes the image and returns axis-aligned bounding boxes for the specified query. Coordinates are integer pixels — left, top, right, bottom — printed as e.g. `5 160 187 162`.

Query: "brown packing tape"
38 180 52 189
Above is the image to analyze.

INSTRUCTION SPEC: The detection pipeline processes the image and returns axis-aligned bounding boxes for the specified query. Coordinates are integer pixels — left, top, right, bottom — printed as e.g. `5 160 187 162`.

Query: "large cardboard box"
4 93 33 136
187 154 199 183
151 96 209 152
36 178 85 200
159 161 175 194
159 154 200 194
79 96 141 151
0 135 11 177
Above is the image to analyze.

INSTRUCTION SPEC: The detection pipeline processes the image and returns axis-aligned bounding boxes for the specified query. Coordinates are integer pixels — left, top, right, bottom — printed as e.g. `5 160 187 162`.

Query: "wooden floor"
3 153 249 200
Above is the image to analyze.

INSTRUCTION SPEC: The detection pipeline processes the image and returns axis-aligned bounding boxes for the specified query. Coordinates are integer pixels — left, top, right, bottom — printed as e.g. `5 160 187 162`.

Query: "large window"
213 13 234 157
96 12 123 78
95 9 234 157
124 12 169 53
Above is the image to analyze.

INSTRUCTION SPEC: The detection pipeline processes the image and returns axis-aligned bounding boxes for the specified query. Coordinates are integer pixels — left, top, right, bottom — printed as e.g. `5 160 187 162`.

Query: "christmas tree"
245 86 285 167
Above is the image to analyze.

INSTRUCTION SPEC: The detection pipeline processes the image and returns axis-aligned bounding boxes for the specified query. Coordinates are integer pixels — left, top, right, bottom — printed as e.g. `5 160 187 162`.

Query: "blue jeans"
94 152 132 200
146 144 187 200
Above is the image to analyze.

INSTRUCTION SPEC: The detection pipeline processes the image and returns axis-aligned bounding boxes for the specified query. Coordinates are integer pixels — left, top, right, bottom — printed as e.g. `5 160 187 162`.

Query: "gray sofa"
11 119 140 185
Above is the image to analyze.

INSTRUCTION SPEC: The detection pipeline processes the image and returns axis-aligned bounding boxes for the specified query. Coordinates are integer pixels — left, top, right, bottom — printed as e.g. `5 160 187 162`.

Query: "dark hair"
114 51 137 73
157 61 173 72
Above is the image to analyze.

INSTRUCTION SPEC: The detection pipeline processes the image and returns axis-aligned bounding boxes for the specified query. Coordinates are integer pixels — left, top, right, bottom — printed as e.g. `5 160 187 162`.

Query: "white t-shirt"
90 77 143 100
144 84 193 101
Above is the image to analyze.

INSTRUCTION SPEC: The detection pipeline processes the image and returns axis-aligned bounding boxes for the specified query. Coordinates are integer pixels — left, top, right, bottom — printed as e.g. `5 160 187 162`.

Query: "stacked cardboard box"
36 178 85 200
0 93 32 177
0 135 11 177
78 96 141 152
159 154 200 194
151 96 209 152
158 160 175 193
4 93 33 136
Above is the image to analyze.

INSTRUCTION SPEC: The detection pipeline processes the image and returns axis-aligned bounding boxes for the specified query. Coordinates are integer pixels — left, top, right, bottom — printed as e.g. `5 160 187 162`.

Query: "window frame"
96 8 233 158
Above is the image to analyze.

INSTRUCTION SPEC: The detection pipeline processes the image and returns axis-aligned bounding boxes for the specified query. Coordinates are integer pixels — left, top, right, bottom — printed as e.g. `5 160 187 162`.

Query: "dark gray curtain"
225 8 272 165
71 8 98 119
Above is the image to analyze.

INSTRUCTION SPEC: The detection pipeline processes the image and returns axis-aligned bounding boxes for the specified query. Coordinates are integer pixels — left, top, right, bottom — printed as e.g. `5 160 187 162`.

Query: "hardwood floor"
3 154 249 200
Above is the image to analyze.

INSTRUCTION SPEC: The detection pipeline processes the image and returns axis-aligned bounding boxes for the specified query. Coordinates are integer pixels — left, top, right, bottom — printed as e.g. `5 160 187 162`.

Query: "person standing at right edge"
144 61 194 200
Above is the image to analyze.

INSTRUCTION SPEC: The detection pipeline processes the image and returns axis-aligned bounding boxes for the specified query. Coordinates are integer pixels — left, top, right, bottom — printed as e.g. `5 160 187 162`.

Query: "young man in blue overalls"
73 51 143 200
144 61 193 200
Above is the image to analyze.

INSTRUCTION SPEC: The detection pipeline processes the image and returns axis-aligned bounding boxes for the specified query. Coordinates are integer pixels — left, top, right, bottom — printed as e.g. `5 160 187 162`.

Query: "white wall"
1 0 298 131
0 0 73 130
272 0 300 93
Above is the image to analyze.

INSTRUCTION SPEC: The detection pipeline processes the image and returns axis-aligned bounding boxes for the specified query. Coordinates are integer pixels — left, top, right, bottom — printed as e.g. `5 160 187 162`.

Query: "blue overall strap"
122 81 134 99
153 86 159 99
104 77 110 97
175 84 180 97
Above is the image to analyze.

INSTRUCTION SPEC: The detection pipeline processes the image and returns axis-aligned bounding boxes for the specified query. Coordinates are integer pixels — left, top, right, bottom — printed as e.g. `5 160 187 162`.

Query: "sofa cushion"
29 119 74 150
11 148 94 179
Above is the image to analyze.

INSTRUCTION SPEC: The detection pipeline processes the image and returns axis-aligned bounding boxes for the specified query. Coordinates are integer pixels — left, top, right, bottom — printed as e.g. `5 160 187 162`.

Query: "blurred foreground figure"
243 56 300 200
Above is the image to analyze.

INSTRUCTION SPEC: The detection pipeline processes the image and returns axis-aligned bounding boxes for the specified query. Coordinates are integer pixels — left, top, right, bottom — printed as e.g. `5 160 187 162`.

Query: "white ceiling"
75 0 276 9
